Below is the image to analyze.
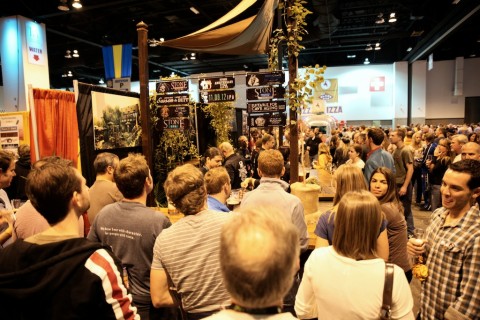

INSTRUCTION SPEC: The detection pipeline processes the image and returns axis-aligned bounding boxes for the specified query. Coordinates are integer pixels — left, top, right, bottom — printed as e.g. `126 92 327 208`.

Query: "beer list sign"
156 80 190 130
246 71 286 128
198 76 236 104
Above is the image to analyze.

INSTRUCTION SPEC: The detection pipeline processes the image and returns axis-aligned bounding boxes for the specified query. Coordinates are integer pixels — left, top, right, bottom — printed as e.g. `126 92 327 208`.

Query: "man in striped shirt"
407 160 480 319
0 158 138 319
150 164 230 319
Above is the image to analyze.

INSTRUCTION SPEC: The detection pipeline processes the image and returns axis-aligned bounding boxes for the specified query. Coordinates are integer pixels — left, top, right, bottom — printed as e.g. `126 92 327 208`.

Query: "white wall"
426 57 480 120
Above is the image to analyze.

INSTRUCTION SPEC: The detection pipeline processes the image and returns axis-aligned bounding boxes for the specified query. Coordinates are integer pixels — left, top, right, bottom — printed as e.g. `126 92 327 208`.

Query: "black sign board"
158 118 190 131
246 71 285 87
199 77 235 90
248 113 286 127
247 101 287 113
156 94 190 105
199 90 236 103
156 80 189 93
246 86 285 100
158 105 190 118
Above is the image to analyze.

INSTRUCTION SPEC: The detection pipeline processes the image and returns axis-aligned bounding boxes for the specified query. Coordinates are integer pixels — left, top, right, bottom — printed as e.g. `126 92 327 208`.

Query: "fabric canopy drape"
31 89 79 167
161 0 278 55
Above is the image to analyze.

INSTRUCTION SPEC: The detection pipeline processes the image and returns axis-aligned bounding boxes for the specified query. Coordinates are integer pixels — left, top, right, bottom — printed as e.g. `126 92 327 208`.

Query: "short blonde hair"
204 167 230 194
333 190 382 260
164 164 206 215
333 164 367 205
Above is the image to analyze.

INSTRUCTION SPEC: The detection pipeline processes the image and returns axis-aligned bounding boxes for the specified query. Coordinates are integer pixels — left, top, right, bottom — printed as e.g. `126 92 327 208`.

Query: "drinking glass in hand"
412 228 428 281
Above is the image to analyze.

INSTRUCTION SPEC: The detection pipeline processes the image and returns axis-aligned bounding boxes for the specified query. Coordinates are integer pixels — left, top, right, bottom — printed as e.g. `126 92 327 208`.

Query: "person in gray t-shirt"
88 153 173 320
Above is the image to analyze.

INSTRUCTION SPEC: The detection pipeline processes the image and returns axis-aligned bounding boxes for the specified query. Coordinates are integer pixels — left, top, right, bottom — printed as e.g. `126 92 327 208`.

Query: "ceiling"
1 0 479 88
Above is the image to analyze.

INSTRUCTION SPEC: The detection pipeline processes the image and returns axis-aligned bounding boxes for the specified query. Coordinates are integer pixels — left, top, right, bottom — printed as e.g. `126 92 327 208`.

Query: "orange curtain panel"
31 89 79 167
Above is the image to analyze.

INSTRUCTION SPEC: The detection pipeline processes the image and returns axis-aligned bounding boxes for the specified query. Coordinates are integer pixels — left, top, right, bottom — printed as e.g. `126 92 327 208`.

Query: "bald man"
461 142 480 160
218 142 248 189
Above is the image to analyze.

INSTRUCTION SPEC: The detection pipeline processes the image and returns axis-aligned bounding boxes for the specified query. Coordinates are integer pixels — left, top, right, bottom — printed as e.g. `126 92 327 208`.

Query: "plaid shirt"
420 205 480 319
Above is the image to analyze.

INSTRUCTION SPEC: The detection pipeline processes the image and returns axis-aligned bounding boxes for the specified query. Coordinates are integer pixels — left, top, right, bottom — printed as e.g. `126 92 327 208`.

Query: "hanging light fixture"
72 0 82 9
389 13 397 23
58 0 70 11
72 49 79 58
365 44 373 51
67 70 73 77
374 42 381 50
64 50 72 58
364 58 370 65
190 53 196 60
375 13 384 24
99 78 105 84
181 55 189 61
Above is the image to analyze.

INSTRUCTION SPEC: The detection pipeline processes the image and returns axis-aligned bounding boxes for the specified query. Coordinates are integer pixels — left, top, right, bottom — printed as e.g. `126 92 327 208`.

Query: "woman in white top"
345 144 365 169
295 190 414 320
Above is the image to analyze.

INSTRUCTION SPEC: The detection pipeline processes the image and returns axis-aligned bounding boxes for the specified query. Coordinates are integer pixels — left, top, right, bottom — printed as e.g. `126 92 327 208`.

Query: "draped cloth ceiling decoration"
161 0 279 55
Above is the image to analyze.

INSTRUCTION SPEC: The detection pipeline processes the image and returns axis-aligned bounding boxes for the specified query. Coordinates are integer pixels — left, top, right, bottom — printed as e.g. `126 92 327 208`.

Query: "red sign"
369 76 385 92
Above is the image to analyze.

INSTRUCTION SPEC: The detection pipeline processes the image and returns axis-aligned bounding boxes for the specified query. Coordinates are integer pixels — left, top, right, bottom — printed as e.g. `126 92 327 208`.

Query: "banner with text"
248 113 286 127
246 71 285 87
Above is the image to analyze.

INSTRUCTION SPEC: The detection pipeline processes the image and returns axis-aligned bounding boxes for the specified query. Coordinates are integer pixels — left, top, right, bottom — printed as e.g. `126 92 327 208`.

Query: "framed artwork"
91 91 141 150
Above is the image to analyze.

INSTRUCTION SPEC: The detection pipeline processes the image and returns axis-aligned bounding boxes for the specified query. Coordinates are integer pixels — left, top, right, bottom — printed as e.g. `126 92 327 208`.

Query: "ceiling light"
243 64 249 69
72 0 82 9
364 58 370 65
67 71 73 77
389 13 397 23
170 72 176 77
347 54 356 59
182 55 189 61
365 44 373 51
190 53 196 60
72 49 79 58
64 50 72 58
406 47 412 52
58 0 69 11
148 38 164 47
375 13 384 24
190 7 200 14
99 78 105 84
374 42 381 50
452 0 461 4
469 53 477 58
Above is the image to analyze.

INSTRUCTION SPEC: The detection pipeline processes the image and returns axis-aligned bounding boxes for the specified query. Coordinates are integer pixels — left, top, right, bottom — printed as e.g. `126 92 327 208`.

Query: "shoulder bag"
380 263 395 320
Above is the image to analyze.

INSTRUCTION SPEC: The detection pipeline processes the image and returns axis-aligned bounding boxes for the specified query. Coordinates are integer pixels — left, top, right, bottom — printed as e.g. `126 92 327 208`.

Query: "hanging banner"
246 71 285 87
156 80 189 93
156 94 190 105
26 21 46 66
248 113 286 127
102 43 132 80
199 90 236 103
317 79 338 103
246 86 285 100
247 101 286 113
199 77 235 90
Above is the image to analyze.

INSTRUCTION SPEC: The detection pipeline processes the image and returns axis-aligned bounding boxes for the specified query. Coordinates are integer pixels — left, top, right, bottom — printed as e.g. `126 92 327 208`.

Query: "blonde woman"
314 164 389 261
411 131 424 205
295 191 414 320
314 143 332 171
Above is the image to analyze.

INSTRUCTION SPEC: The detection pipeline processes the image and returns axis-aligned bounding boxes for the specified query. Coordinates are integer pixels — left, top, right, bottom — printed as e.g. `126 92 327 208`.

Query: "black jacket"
0 238 138 320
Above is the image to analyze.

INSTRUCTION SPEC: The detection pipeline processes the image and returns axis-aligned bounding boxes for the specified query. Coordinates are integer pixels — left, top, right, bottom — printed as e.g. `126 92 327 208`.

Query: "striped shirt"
420 206 480 319
151 209 231 313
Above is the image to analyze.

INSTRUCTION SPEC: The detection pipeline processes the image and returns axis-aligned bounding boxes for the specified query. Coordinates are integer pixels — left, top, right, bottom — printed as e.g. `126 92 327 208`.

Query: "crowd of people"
0 121 479 319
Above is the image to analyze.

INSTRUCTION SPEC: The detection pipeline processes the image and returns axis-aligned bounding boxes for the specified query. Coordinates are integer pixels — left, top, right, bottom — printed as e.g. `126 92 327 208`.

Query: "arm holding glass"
0 210 14 246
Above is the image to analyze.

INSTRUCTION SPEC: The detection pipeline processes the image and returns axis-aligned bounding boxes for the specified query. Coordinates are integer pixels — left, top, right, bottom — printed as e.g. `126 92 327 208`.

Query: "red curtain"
31 89 79 167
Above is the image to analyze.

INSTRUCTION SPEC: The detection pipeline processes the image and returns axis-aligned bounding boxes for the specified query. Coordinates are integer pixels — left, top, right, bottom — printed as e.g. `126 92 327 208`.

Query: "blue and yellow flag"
102 44 132 80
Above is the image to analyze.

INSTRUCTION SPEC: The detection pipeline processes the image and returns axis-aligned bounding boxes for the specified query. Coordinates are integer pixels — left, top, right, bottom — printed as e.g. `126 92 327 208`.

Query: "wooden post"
136 21 155 206
287 0 299 183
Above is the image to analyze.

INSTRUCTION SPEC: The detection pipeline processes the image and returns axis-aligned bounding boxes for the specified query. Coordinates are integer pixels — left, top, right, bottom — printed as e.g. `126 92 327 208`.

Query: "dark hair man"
88 153 172 320
150 164 230 319
203 207 299 319
88 152 123 224
0 158 138 319
407 160 480 319
364 128 395 183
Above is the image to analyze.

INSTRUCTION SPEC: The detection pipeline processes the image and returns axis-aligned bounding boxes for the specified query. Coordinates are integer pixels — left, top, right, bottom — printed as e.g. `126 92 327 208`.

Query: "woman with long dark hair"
370 167 412 282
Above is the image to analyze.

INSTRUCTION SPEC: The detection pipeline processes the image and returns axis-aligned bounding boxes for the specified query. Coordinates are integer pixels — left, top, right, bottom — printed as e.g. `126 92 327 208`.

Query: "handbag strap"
380 263 395 319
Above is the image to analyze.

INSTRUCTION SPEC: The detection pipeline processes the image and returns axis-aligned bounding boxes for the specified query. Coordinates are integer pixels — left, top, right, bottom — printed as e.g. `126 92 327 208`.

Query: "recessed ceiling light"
190 7 200 14
72 0 82 9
